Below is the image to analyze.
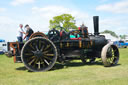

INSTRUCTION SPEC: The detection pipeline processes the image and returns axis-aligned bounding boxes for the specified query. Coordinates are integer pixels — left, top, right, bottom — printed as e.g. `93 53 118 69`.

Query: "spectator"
17 24 24 42
24 24 34 41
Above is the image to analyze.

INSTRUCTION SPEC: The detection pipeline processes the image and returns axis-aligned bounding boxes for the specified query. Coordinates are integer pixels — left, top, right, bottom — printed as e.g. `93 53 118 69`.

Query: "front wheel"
101 43 119 67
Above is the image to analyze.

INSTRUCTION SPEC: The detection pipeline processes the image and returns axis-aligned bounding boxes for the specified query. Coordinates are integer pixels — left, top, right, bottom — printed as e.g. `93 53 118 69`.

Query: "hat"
25 24 29 28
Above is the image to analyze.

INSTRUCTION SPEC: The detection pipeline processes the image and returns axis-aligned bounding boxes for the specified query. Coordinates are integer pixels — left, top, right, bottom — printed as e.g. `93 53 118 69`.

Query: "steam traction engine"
6 16 119 72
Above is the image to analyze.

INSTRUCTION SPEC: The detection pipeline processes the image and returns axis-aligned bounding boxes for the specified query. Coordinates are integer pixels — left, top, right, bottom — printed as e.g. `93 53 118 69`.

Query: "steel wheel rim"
21 37 57 72
106 45 119 65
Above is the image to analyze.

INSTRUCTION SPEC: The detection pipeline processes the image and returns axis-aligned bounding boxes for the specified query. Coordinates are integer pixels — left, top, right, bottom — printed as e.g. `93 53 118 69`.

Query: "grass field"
0 48 128 85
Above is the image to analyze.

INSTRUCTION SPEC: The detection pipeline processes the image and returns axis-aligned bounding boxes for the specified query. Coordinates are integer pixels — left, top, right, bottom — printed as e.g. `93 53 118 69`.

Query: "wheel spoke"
31 51 35 54
114 49 117 53
108 47 111 52
29 42 35 50
28 58 36 65
110 58 113 64
114 56 117 59
24 53 33 56
36 45 39 51
40 45 44 51
44 44 51 51
39 40 42 50
44 59 49 65
43 56 52 60
37 40 40 50
107 58 110 62
40 58 45 67
43 50 51 54
44 54 54 56
37 61 41 69
29 56 36 59
32 58 38 68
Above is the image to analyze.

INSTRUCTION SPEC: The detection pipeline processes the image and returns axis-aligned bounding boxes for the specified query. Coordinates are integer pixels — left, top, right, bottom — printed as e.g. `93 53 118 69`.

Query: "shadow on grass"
16 66 27 70
52 61 121 71
52 62 85 70
16 66 33 72
15 61 121 72
51 61 103 71
108 64 121 68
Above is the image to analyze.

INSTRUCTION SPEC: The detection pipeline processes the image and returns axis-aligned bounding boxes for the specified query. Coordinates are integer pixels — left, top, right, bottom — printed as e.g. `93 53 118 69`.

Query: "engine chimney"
93 16 99 35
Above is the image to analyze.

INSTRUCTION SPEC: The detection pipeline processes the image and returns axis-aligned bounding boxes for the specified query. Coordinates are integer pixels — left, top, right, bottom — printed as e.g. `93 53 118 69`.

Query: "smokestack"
93 16 99 35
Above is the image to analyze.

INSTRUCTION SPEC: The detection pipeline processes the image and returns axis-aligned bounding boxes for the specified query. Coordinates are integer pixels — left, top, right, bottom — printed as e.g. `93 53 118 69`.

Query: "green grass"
0 48 128 85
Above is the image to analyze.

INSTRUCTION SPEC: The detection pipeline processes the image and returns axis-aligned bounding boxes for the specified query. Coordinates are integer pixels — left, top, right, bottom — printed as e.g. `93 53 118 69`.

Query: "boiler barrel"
90 35 108 49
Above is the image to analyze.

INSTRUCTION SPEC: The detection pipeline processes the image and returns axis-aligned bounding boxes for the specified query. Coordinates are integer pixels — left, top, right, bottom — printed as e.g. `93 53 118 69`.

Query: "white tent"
101 33 119 41
125 35 128 41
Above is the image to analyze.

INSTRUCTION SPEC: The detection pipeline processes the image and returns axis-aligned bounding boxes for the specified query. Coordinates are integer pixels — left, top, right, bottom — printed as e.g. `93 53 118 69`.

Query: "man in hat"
24 24 34 41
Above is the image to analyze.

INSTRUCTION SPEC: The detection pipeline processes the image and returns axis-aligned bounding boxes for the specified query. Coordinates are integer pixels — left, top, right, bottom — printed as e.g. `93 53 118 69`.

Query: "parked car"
0 42 7 54
114 41 128 48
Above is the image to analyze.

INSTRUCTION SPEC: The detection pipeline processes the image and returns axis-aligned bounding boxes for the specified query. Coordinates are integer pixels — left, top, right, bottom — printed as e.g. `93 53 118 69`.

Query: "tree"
101 30 118 38
119 35 127 39
49 14 77 32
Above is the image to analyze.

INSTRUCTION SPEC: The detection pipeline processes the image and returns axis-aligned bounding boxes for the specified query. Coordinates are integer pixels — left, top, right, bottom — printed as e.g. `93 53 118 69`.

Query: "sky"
0 0 128 41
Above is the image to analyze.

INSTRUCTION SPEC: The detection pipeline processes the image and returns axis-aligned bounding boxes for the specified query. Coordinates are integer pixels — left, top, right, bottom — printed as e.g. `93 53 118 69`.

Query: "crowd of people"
17 24 34 42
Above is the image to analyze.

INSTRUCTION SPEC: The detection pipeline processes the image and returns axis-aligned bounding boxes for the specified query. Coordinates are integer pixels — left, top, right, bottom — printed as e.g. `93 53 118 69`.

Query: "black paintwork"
7 16 108 62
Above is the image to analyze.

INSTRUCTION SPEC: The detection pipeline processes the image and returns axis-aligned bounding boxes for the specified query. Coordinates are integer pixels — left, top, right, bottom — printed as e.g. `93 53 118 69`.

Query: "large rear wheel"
21 37 57 72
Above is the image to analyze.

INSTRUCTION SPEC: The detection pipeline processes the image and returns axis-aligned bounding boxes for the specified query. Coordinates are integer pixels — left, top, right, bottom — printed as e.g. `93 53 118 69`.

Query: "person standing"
78 24 88 38
17 24 24 42
24 24 34 41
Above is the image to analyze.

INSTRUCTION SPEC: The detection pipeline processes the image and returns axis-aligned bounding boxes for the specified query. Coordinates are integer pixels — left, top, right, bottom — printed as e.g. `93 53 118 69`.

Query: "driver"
78 24 88 38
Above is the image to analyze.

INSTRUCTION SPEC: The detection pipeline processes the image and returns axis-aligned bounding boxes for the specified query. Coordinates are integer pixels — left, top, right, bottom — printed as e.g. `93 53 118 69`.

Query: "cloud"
99 17 128 35
22 5 90 35
0 16 19 41
11 0 35 6
0 8 6 12
32 6 89 20
99 0 109 2
31 6 128 35
31 5 89 28
96 0 128 13
1 5 127 41
19 5 88 34
0 6 89 41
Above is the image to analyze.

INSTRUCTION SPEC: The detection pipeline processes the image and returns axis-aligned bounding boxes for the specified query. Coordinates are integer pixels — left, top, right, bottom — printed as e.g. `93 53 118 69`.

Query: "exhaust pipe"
93 16 99 35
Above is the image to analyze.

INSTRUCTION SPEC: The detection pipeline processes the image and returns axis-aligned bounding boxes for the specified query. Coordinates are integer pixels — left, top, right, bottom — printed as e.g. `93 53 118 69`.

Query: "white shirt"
17 28 24 37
